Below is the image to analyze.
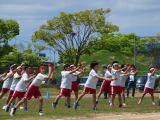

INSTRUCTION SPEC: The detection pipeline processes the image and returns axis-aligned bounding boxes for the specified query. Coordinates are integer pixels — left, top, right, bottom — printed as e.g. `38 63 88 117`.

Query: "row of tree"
0 8 160 68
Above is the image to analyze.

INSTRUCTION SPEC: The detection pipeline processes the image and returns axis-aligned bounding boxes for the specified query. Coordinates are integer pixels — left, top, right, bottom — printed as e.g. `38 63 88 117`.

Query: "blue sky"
0 0 160 60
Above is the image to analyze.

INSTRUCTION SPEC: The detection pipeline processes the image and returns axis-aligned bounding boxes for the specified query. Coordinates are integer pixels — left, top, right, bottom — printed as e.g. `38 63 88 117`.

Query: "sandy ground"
8 112 160 120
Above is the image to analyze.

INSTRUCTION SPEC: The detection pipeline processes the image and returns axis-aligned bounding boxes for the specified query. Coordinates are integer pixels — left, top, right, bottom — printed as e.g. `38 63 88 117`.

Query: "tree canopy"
32 8 119 64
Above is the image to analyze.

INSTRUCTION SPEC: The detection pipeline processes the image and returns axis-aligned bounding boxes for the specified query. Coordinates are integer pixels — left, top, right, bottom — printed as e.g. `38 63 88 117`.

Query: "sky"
0 0 160 60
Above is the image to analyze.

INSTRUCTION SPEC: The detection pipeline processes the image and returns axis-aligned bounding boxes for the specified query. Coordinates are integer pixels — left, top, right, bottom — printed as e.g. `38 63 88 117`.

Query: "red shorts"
83 87 96 94
111 86 122 95
144 87 154 95
24 85 42 100
71 81 78 92
9 90 14 97
120 87 125 94
1 88 9 94
100 80 111 93
59 88 71 97
13 91 25 98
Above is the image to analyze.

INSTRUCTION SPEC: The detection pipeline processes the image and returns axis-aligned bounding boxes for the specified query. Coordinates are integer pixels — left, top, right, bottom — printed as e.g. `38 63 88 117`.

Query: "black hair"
121 64 126 69
131 64 136 69
112 61 119 65
103 65 107 69
63 64 70 70
90 61 99 69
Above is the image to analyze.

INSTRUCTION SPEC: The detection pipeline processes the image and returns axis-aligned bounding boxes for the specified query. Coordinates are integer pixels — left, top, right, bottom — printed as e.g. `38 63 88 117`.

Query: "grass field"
0 87 160 120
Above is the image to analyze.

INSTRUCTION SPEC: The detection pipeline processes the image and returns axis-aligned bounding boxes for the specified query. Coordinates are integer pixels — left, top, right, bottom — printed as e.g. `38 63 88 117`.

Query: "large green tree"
32 8 119 64
0 19 19 57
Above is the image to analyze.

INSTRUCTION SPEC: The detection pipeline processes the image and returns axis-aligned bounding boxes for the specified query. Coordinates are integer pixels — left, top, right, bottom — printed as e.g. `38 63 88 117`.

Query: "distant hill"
80 50 152 75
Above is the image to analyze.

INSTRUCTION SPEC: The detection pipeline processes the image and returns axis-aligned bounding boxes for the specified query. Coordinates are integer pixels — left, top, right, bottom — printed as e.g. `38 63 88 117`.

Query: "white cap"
150 68 155 71
113 63 119 66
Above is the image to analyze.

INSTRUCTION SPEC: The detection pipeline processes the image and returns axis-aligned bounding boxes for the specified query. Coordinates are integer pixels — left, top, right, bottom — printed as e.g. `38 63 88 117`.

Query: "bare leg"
97 91 103 101
7 97 16 106
0 92 5 99
138 93 146 104
66 97 71 107
111 94 116 106
151 94 155 105
118 93 122 106
14 98 26 109
38 96 43 111
76 92 86 103
6 96 12 105
92 94 96 107
122 93 125 104
54 95 61 103
74 92 78 101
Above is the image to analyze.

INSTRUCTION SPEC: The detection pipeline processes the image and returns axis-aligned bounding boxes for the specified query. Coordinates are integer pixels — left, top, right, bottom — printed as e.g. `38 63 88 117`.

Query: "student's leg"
122 92 125 104
138 93 146 104
74 92 78 101
132 83 136 97
54 95 61 104
66 96 71 107
97 91 103 101
76 92 86 103
151 94 155 105
111 94 116 106
7 97 16 106
15 98 26 109
0 92 5 99
6 96 12 105
38 96 43 111
92 94 96 107
118 93 122 107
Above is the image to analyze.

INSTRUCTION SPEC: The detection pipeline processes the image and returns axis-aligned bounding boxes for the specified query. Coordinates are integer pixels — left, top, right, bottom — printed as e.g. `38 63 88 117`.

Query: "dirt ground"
9 112 160 120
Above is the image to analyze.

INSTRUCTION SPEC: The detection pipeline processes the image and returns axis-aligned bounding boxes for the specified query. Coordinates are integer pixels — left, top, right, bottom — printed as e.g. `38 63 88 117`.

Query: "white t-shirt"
15 73 31 92
84 69 99 89
104 70 112 78
2 71 13 89
110 69 121 86
129 70 136 82
145 73 160 89
10 73 21 90
71 71 80 82
30 73 47 87
120 72 128 87
60 71 72 89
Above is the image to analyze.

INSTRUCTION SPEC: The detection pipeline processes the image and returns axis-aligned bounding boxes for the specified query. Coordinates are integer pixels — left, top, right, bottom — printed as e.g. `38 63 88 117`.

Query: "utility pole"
134 36 136 66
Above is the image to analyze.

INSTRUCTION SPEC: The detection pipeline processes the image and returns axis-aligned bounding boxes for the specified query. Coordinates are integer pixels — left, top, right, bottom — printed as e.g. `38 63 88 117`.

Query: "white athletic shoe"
20 106 24 110
38 111 44 116
152 102 156 105
10 108 16 116
122 103 126 107
2 105 7 110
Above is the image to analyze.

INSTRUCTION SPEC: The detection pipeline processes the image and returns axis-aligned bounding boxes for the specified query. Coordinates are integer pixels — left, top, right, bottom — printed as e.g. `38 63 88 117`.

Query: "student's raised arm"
2 72 14 82
95 75 117 81
45 64 54 79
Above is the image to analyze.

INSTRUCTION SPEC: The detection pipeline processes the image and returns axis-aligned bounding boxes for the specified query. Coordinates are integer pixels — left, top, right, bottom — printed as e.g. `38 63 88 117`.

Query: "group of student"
0 63 54 116
0 61 160 116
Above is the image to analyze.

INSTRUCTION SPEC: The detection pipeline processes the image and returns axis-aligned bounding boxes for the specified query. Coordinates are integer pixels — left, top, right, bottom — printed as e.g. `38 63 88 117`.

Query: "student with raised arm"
96 65 112 105
52 63 83 109
138 67 159 105
0 64 17 109
73 61 116 111
9 64 53 116
119 64 130 107
70 64 87 101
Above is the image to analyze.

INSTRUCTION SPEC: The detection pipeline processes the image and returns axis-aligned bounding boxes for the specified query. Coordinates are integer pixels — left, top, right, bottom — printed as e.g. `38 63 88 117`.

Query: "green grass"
1 88 160 120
